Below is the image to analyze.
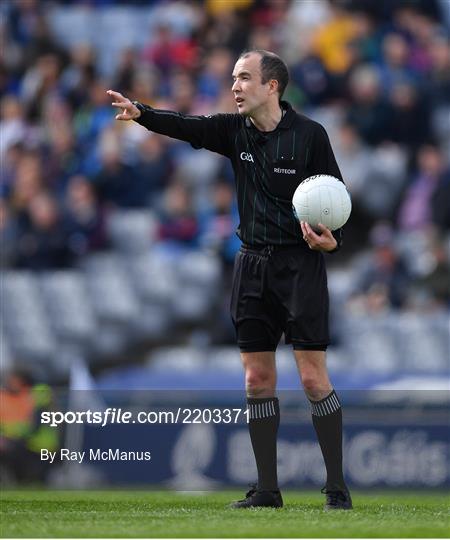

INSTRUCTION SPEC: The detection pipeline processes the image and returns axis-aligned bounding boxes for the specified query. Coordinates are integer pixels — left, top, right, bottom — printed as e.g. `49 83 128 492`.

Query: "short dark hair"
239 49 289 99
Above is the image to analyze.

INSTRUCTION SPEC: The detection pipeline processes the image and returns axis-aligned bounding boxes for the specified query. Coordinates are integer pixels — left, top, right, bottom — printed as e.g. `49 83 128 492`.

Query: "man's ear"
267 79 278 95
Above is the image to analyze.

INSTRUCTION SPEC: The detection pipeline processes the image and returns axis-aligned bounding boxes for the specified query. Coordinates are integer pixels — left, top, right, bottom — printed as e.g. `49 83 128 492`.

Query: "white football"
292 174 351 231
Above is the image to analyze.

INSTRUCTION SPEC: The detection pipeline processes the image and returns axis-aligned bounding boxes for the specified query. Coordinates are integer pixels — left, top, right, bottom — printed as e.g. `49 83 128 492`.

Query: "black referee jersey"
135 100 344 249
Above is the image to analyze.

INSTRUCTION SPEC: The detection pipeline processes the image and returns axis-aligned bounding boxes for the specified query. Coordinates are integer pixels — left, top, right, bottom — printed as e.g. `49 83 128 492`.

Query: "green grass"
1 490 449 538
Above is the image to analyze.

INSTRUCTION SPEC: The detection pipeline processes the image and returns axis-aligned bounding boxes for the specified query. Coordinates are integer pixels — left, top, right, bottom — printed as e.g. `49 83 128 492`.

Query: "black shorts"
230 244 329 352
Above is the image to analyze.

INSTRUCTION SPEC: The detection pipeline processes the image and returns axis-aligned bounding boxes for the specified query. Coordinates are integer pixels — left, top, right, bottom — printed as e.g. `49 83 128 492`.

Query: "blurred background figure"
16 191 72 270
0 370 58 484
156 180 199 254
63 174 108 258
351 222 411 311
398 143 449 232
346 65 390 146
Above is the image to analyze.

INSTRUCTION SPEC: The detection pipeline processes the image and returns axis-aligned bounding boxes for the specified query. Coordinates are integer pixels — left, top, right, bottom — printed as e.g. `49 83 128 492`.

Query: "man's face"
231 53 272 116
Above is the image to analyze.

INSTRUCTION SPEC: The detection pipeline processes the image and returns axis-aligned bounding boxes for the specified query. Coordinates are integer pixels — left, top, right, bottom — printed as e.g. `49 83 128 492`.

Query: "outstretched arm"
107 89 234 157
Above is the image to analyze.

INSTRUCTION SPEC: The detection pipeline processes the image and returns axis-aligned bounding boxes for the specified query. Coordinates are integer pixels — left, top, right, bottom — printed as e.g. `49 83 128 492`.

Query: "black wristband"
131 100 146 116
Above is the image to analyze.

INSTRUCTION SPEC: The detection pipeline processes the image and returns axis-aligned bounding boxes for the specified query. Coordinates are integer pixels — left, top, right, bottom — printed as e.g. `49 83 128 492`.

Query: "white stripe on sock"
248 399 278 420
311 392 341 417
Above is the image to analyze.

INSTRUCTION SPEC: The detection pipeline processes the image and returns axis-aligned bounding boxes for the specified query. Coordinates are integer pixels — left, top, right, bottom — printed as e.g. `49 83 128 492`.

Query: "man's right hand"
107 90 141 121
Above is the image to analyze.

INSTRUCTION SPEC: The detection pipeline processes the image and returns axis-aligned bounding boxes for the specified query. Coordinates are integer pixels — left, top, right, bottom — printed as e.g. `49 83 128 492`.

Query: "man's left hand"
300 221 337 252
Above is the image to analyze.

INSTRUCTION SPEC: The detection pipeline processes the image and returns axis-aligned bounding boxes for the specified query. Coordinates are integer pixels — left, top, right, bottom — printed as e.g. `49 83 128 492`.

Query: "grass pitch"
1 490 449 538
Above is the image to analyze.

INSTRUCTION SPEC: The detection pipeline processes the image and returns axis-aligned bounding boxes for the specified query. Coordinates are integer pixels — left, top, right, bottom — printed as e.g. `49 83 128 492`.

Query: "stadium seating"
107 209 158 254
2 272 57 366
40 271 97 349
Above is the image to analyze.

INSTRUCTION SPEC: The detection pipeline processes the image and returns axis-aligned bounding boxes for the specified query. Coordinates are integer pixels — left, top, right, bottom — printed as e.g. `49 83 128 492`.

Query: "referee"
108 50 352 510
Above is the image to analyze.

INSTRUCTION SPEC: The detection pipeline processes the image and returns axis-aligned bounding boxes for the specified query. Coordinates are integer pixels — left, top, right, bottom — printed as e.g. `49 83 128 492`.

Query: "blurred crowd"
1 0 449 318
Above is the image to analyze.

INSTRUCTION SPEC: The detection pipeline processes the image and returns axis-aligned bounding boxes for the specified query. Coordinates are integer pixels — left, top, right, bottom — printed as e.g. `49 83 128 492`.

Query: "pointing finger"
107 89 125 101
111 100 132 107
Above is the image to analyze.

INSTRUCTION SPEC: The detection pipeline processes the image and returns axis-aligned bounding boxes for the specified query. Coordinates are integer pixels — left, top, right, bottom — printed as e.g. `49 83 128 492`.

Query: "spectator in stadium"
354 222 411 309
197 47 234 102
346 11 379 66
311 2 358 77
406 11 439 75
9 150 44 226
127 66 160 107
386 81 431 149
378 33 418 95
92 127 141 208
60 43 96 110
141 23 197 75
198 5 249 55
398 143 448 232
289 50 333 107
134 134 172 207
63 174 108 257
156 180 199 251
168 71 198 114
16 191 72 270
45 123 82 195
111 47 138 96
20 53 63 123
108 48 352 511
346 64 390 146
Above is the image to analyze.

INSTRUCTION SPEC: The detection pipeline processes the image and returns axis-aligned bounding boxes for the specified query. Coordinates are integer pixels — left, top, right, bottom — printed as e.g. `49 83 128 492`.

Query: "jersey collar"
244 100 295 131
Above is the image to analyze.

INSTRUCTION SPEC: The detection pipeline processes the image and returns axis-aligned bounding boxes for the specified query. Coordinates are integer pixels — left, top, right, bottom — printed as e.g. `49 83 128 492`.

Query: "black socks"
247 397 280 491
247 391 345 492
309 389 345 489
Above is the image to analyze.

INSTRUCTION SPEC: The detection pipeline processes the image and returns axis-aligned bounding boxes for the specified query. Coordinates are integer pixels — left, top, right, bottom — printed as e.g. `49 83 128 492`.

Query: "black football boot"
321 486 353 510
230 484 283 509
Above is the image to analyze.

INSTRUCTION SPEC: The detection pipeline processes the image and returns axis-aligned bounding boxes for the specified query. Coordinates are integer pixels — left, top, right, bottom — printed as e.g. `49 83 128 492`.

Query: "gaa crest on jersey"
240 152 254 162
